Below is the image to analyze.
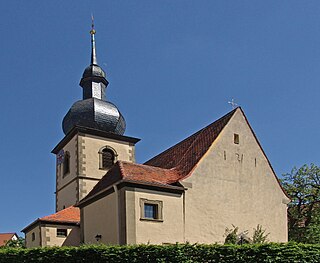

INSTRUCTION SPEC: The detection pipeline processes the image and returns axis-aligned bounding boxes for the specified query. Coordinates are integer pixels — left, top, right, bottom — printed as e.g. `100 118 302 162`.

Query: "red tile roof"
145 108 236 176
82 161 182 202
22 206 80 233
40 206 80 224
119 161 181 184
0 233 17 247
80 109 237 204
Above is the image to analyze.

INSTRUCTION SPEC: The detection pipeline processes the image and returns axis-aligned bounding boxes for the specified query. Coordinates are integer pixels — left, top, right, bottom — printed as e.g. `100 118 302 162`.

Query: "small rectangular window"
57 229 67 237
31 232 35 241
144 204 158 219
234 133 239 144
140 199 163 221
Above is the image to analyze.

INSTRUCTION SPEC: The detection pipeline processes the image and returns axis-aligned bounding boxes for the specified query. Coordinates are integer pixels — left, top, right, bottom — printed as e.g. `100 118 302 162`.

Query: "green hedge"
1 243 320 263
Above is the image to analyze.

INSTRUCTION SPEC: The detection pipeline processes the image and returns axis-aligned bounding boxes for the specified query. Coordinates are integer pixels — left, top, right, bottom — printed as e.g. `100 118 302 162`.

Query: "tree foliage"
252 224 269 244
224 225 269 245
5 237 25 248
281 163 320 243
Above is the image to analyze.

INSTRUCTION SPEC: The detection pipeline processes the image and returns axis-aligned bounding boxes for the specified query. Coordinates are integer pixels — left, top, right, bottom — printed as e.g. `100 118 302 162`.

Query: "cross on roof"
228 98 238 109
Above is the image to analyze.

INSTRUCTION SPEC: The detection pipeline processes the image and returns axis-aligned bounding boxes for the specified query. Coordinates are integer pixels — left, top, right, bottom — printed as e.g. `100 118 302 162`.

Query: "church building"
22 23 290 247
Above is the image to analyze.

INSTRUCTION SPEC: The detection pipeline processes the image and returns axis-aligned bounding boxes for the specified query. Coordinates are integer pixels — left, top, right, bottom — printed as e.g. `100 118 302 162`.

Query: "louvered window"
63 151 70 176
102 149 115 169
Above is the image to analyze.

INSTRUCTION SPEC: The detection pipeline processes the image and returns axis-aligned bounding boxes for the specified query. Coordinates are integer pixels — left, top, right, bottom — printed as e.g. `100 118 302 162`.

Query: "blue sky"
1 1 319 234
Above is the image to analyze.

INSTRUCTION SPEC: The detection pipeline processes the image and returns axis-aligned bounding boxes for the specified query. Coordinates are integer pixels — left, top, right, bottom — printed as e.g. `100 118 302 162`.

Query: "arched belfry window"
99 146 117 170
63 151 70 176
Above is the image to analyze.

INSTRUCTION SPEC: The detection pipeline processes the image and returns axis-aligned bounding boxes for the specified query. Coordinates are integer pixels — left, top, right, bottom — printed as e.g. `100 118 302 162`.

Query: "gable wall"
182 109 289 243
24 224 42 248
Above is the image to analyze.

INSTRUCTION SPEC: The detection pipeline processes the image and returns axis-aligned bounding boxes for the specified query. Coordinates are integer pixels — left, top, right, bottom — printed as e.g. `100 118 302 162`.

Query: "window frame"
62 151 70 177
56 228 68 238
98 146 118 170
234 133 240 144
140 198 163 222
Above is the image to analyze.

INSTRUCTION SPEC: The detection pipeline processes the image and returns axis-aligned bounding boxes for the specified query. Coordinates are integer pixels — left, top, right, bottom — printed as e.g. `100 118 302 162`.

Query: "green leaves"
281 164 320 243
1 243 320 263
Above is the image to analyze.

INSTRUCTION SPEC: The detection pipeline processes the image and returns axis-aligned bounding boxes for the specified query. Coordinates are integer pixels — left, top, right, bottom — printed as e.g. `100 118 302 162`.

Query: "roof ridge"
144 108 237 167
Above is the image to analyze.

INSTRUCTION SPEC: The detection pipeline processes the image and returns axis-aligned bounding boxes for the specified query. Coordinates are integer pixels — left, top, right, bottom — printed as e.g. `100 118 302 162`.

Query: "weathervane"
228 98 238 109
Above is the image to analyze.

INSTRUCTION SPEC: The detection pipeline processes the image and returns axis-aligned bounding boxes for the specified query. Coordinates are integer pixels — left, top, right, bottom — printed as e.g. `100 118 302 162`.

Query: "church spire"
90 15 98 65
62 19 126 136
79 17 109 100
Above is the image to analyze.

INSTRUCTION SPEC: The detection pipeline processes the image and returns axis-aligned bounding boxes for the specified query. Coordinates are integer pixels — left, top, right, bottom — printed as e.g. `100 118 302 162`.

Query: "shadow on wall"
62 228 81 246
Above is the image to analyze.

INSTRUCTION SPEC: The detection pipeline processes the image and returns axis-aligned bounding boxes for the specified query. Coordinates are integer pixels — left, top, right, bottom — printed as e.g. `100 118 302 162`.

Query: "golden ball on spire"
90 29 96 35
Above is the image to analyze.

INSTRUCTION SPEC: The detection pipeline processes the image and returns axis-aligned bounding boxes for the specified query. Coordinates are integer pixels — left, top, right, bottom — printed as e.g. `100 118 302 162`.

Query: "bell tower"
52 20 140 212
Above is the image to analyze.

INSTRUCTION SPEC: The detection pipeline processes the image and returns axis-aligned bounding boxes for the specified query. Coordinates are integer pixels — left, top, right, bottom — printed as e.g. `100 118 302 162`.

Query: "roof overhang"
77 179 185 208
21 219 80 233
52 125 141 154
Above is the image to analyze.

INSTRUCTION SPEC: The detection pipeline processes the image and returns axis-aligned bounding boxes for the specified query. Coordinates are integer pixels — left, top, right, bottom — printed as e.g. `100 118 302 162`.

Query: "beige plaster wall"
182 109 289 243
80 134 135 179
56 133 135 212
132 189 184 244
78 178 100 201
44 224 80 247
56 181 78 211
56 136 78 190
25 225 42 248
82 190 119 244
56 135 78 211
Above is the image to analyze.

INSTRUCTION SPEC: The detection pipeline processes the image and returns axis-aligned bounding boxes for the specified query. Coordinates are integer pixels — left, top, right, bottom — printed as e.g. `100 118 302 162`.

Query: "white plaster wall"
182 109 289 243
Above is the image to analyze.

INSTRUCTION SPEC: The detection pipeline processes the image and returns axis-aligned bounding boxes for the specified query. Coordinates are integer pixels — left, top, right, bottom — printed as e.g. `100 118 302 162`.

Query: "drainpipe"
183 191 186 243
113 185 121 244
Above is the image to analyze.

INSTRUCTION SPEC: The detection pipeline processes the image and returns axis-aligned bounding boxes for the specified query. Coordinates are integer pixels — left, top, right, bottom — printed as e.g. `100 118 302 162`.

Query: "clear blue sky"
1 1 319 235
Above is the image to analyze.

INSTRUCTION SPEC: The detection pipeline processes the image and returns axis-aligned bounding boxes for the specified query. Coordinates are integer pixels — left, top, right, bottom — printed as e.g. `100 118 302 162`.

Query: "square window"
140 199 163 221
144 204 158 219
56 229 67 237
234 133 239 144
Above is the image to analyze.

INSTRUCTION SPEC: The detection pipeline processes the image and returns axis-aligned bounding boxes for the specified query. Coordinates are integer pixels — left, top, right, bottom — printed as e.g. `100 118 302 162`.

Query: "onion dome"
62 18 126 135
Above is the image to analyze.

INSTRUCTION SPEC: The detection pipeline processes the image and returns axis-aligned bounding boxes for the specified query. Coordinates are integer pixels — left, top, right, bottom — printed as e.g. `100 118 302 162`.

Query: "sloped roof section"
80 109 237 205
119 161 181 185
145 108 237 176
0 233 17 247
82 161 182 203
40 206 80 224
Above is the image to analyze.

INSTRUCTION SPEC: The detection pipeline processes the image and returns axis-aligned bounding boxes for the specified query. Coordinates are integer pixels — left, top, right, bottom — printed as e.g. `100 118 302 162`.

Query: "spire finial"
90 14 97 65
90 14 96 35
